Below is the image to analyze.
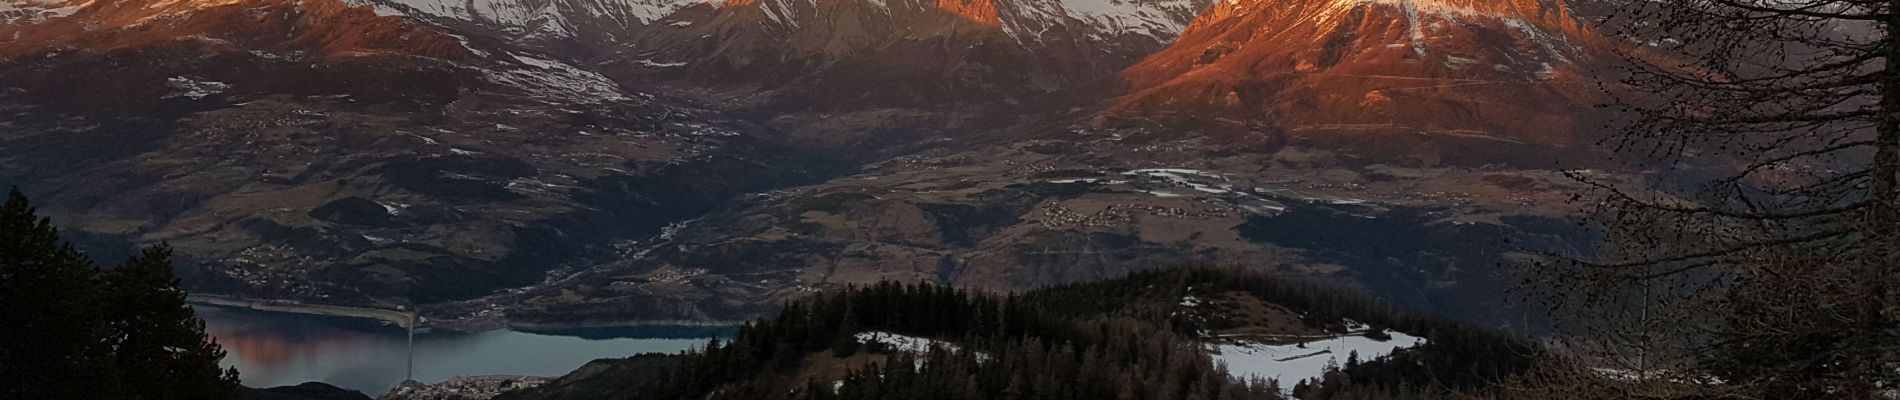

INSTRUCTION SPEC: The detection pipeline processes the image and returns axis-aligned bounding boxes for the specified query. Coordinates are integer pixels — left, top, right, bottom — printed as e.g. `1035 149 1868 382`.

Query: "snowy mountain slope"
328 0 1215 110
345 0 1210 47
0 0 81 23
346 0 708 45
628 0 1212 67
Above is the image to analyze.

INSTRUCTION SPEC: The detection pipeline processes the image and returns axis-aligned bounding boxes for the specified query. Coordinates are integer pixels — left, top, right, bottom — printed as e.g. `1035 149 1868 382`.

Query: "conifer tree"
0 187 109 399
0 188 241 400
830 304 860 357
103 245 242 400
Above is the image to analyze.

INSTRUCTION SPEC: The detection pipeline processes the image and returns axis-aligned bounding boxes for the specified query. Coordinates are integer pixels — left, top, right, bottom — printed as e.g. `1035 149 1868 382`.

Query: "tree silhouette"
1 187 111 399
1538 0 1900 395
104 246 243 399
0 187 240 400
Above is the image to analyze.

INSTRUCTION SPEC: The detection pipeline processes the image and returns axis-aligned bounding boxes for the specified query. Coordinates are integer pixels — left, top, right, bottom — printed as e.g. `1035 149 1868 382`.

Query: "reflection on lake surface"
195 306 728 395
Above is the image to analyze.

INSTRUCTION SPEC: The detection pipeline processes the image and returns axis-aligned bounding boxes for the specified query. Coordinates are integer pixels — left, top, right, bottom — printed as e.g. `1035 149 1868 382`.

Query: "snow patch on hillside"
994 0 1203 44
141 0 245 11
1501 18 1570 61
354 0 1197 46
163 77 229 100
352 0 702 35
1054 0 1198 39
1211 329 1425 387
365 0 540 24
1360 0 1483 18
637 58 688 67
856 331 992 363
488 53 629 103
1127 168 1234 194
1 0 85 22
856 332 958 353
1331 0 1574 60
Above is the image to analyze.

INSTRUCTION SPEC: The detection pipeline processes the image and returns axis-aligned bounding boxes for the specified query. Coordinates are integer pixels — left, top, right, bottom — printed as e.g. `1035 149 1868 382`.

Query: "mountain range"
0 0 1627 326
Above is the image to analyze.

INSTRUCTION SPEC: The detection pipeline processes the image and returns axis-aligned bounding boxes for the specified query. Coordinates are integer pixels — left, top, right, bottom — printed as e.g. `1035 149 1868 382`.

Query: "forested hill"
499 267 1545 400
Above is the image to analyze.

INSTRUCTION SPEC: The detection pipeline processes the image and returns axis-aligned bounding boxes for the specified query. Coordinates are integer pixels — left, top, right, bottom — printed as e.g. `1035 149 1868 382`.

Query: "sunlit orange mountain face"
2 0 1635 333
1105 0 1623 164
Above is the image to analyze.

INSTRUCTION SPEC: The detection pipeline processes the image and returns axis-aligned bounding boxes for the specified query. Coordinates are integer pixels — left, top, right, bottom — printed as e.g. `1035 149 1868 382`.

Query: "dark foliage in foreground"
507 267 1546 400
1029 268 1545 399
548 280 1276 400
0 188 241 400
240 382 373 400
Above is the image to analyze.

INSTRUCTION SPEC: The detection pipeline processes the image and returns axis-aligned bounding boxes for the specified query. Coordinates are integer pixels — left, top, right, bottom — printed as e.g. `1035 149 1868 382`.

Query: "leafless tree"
1532 0 1900 397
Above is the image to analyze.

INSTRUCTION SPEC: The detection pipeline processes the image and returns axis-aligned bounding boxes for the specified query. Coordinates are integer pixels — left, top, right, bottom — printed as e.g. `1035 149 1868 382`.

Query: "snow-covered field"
855 331 959 354
1210 329 1426 386
854 331 991 364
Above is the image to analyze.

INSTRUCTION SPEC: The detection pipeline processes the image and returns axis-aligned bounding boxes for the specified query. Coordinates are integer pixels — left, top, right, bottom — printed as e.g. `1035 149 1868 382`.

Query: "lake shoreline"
186 294 415 328
187 293 744 333
197 305 721 396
